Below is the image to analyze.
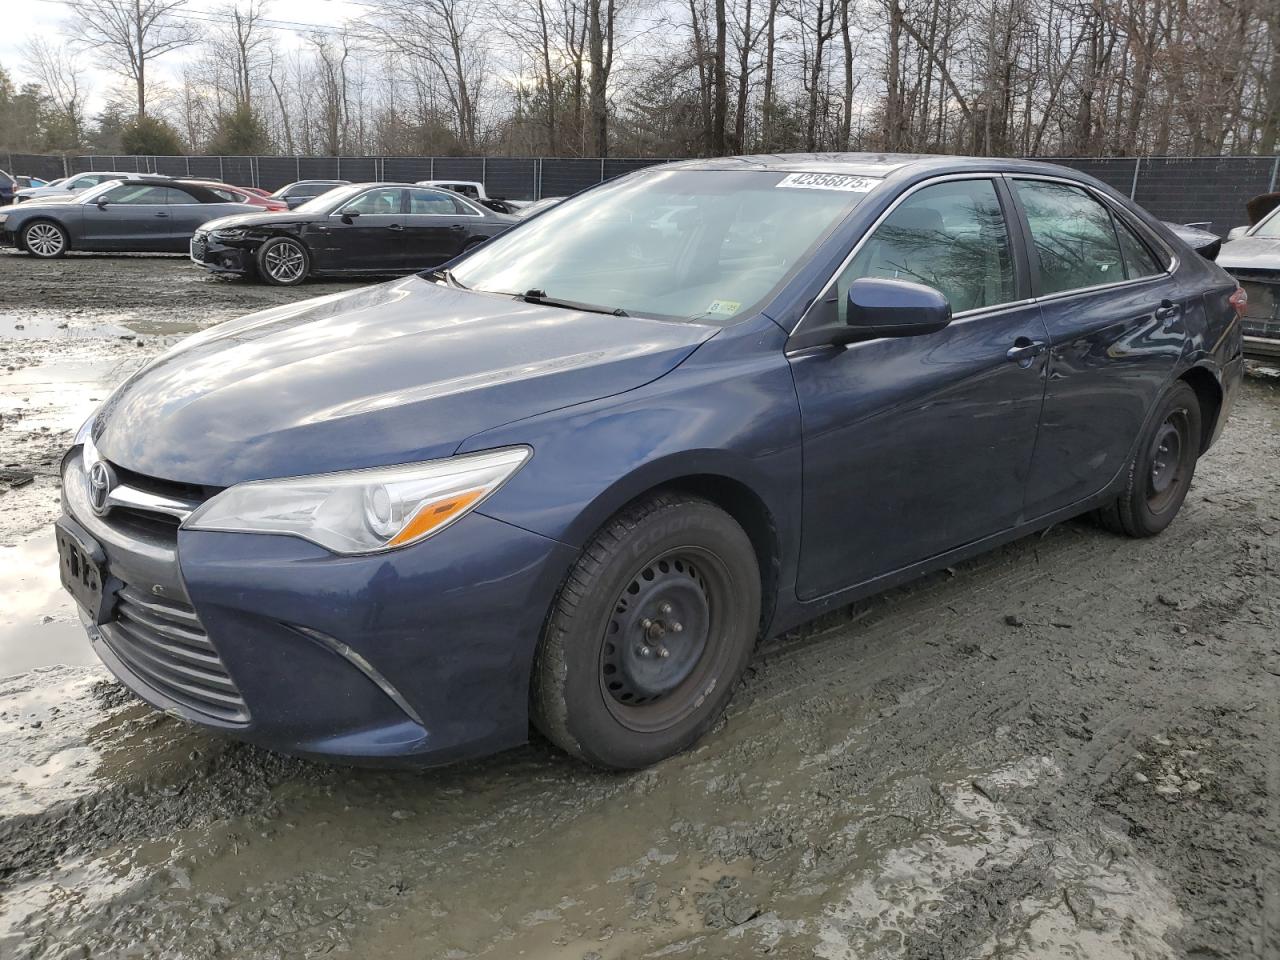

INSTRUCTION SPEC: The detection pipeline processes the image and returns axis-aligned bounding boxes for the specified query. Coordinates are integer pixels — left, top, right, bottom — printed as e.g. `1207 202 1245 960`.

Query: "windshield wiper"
515 288 629 317
424 267 468 289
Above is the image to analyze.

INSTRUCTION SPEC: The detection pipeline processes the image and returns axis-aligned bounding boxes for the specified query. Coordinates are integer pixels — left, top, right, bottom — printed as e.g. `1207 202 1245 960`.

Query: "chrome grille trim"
100 586 250 723
105 482 201 522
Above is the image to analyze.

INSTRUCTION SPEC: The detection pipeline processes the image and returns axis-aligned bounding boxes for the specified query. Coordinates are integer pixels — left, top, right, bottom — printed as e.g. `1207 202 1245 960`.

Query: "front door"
79 183 173 250
789 176 1049 600
319 186 406 272
1009 177 1187 517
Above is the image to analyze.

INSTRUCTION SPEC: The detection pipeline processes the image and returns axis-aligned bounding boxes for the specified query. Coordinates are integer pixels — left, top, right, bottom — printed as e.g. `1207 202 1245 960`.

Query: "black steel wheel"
532 492 761 769
1097 380 1202 538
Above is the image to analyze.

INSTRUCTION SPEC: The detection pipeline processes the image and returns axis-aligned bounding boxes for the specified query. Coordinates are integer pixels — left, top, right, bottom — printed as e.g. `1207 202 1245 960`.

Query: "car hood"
93 277 716 486
199 210 323 231
8 195 79 209
1217 236 1280 272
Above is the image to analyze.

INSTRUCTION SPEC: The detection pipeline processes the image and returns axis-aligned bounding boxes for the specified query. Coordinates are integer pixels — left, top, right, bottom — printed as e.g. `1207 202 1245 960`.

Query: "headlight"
0 214 8 226
183 447 531 554
211 228 248 241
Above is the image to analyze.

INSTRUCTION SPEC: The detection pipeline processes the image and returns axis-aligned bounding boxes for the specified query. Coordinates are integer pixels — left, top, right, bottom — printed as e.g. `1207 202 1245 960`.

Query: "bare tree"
23 38 91 143
66 0 199 119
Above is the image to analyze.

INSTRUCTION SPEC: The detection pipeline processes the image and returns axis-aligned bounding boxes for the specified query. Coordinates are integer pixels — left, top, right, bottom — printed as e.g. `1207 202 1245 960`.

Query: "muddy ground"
1 251 1278 960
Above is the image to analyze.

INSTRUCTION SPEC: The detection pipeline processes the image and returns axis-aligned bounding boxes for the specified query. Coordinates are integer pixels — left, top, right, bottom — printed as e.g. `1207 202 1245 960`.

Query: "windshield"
1253 208 1280 239
76 180 126 203
450 169 880 323
292 184 365 214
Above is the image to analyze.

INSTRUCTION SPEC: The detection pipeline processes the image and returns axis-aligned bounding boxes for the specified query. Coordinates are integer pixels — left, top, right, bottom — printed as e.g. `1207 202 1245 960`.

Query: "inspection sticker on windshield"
704 300 741 316
776 173 878 192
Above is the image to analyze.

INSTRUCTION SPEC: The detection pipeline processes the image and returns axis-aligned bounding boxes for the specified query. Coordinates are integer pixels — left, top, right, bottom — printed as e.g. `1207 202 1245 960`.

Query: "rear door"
1009 177 1186 517
789 175 1050 600
402 188 479 268
79 183 173 250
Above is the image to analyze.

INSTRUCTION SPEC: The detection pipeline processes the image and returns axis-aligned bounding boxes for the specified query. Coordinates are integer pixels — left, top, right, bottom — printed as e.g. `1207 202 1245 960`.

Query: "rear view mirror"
1226 226 1248 241
788 278 952 351
95 198 109 209
340 208 361 222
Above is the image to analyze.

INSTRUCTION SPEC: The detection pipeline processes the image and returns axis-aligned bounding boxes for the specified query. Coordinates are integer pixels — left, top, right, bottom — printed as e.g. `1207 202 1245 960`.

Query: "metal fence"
6 151 1279 236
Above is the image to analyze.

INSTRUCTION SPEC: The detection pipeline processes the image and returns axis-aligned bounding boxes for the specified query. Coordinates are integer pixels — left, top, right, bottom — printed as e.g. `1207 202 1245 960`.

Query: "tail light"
1228 287 1247 319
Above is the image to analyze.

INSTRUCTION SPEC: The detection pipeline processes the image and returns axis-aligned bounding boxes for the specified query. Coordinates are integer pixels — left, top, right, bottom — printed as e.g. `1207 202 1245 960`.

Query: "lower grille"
99 584 249 723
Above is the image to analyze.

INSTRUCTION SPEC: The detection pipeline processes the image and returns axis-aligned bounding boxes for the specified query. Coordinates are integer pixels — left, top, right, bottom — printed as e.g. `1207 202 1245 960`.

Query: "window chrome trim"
791 172 1018 335
1007 171 1179 279
790 169 1181 341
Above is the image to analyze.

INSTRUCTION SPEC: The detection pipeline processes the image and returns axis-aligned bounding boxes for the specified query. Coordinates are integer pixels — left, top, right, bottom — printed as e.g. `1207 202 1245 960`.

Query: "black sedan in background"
191 183 515 285
0 178 259 256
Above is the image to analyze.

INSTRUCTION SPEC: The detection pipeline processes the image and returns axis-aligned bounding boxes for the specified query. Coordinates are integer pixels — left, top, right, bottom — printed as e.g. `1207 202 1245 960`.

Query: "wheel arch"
555 456 786 640
1178 364 1223 454
19 216 71 251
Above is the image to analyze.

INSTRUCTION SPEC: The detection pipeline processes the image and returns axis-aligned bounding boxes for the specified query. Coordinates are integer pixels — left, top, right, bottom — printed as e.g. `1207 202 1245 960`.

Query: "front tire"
1096 381 1202 537
22 220 68 258
255 236 309 285
532 492 761 769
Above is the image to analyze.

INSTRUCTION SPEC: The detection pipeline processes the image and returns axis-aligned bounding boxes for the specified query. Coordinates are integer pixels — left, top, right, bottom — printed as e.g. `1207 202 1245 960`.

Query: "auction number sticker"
776 173 878 192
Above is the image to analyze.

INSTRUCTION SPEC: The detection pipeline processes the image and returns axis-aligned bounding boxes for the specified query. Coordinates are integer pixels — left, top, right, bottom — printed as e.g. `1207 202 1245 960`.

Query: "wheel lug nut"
671 622 683 633
641 618 653 630
638 645 652 658
659 602 672 615
658 647 670 659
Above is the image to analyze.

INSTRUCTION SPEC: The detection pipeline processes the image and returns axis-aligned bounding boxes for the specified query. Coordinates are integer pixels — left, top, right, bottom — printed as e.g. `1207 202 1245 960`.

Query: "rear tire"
531 492 761 769
1095 381 1201 538
22 220 68 258
255 236 309 285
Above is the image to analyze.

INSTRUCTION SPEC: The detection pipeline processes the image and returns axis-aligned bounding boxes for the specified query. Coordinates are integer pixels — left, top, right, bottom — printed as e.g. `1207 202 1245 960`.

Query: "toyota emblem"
88 460 114 516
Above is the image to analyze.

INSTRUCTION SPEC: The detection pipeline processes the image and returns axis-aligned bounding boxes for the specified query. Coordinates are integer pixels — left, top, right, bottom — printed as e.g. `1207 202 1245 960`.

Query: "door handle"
386 223 403 231
1154 299 1180 326
1006 338 1047 367
449 224 465 231
154 212 169 218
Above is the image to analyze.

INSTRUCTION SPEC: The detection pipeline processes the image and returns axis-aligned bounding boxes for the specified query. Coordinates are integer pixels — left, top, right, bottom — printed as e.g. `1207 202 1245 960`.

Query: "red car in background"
191 181 288 212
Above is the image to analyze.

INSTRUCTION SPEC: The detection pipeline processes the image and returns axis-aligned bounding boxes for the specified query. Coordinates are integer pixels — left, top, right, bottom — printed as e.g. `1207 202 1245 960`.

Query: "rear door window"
408 189 467 215
835 178 1017 317
1014 180 1126 295
1113 216 1163 279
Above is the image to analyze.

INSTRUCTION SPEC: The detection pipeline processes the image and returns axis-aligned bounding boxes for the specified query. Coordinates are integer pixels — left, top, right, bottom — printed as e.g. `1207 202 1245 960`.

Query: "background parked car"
1217 202 1280 358
0 169 17 205
514 195 565 218
14 171 162 204
415 179 528 214
15 175 49 189
186 180 290 212
0 177 259 257
192 182 514 285
269 179 350 209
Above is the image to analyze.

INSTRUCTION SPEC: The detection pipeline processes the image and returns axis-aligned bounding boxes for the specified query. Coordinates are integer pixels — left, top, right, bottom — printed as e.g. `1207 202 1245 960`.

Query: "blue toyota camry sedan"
57 154 1245 768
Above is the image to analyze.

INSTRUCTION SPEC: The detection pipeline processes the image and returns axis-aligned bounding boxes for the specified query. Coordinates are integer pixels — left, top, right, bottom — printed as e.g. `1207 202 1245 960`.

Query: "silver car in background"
1217 204 1280 358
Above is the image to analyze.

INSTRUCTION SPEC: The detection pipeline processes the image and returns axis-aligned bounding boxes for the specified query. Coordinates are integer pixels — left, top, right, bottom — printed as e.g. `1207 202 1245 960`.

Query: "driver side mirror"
95 197 109 209
339 208 361 224
1226 225 1248 241
788 277 952 351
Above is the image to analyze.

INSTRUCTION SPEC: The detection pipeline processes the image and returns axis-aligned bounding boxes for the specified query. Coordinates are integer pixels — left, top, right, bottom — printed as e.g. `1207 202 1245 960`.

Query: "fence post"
218 157 224 182
429 157 435 180
481 156 486 191
535 158 541 200
296 156 301 181
337 156 342 180
62 155 70 178
600 157 606 184
1270 156 1279 193
1129 157 1141 200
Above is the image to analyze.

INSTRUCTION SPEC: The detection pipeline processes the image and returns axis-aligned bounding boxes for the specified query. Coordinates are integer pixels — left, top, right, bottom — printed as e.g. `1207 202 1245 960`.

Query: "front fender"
458 316 804 596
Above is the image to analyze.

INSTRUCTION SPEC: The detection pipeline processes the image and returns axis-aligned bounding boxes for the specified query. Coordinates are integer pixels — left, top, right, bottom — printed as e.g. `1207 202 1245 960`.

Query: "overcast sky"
2 1 366 112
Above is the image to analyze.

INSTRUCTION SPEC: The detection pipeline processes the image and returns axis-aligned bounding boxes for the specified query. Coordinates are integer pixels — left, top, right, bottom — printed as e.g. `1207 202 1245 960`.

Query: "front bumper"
191 232 252 275
61 448 578 764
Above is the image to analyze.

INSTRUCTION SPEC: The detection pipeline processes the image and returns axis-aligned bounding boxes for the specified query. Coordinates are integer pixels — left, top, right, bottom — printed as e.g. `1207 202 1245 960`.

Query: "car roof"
660 152 1099 182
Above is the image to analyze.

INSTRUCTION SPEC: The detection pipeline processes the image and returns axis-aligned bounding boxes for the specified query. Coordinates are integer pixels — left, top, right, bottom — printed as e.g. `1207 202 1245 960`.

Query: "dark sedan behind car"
0 178 258 257
191 182 514 284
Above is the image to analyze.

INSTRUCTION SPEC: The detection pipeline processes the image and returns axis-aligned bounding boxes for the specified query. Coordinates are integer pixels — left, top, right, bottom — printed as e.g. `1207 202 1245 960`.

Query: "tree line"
0 0 1277 159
